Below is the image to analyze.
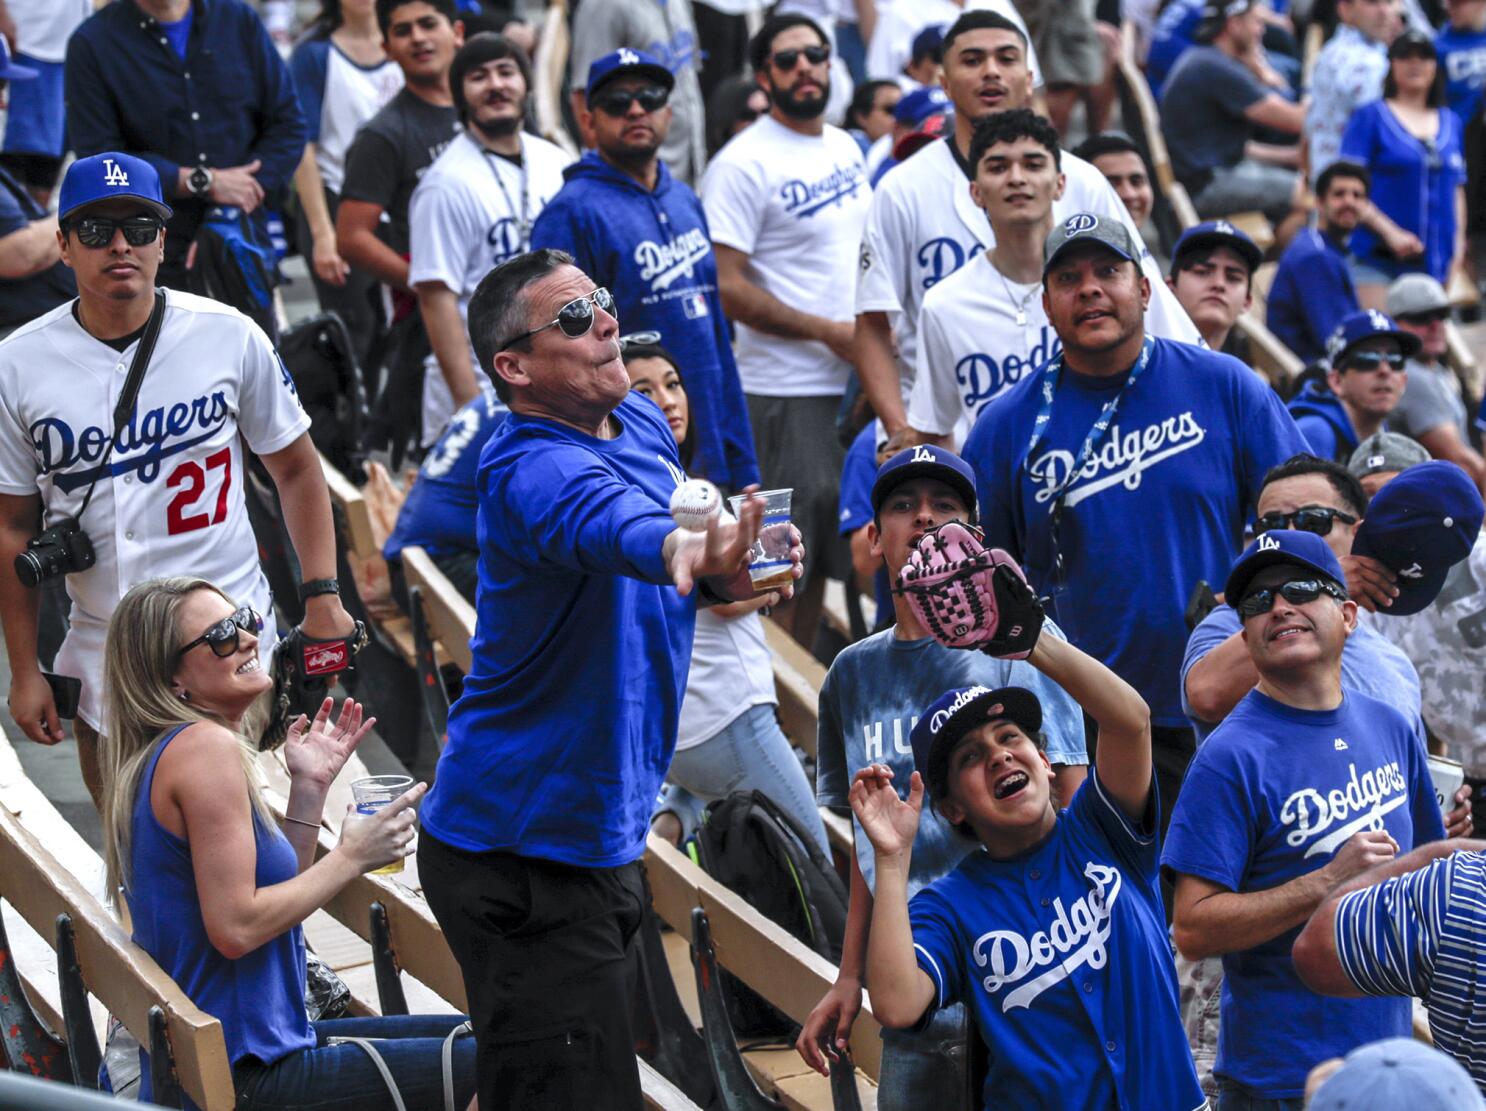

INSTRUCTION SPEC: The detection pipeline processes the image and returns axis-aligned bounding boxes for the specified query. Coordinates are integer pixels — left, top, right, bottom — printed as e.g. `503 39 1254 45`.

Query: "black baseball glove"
262 620 370 750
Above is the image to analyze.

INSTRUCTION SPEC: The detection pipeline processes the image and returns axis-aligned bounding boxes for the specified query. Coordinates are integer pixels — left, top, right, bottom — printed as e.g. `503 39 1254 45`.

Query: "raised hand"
848 764 923 857
284 696 377 791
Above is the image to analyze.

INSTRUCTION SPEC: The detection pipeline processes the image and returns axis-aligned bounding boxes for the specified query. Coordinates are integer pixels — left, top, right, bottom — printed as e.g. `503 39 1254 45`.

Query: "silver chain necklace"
995 264 1040 326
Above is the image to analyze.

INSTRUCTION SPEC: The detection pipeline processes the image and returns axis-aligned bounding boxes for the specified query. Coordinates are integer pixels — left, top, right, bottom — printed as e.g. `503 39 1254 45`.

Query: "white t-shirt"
909 248 1205 441
10 0 91 63
408 131 573 444
676 607 778 750
701 114 870 397
0 291 310 727
315 47 404 194
865 0 1041 86
856 137 1199 401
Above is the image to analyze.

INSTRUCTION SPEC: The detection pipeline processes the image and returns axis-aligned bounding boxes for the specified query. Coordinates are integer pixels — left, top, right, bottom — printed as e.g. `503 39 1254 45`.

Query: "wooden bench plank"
763 617 825 761
1235 311 1304 386
401 545 476 675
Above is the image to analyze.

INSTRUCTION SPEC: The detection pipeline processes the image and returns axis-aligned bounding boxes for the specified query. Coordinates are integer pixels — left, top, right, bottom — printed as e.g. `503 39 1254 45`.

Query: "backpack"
187 205 278 338
689 790 849 1038
278 311 370 482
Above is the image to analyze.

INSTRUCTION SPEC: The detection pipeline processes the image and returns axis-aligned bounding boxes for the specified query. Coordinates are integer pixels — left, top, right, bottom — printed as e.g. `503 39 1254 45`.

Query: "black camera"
15 516 96 587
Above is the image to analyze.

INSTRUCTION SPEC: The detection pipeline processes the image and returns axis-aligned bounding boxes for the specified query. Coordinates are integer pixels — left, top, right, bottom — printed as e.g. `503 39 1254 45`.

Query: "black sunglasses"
69 215 164 249
1398 309 1450 325
771 45 830 70
499 287 616 351
1236 579 1347 619
1254 505 1358 538
1343 350 1407 372
178 606 262 660
593 85 669 117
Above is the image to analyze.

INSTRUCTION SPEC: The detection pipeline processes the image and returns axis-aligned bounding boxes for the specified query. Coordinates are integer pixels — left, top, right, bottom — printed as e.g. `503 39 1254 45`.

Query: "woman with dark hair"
1340 29 1467 301
704 74 770 159
621 337 828 854
98 577 476 1110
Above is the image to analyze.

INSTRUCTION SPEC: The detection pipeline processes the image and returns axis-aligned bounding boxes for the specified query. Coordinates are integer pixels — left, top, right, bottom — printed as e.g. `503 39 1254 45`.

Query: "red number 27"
165 447 233 535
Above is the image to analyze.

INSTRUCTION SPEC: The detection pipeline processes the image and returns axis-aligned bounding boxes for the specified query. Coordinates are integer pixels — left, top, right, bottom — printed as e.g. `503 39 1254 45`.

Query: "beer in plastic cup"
1428 755 1464 823
349 774 415 875
727 488 795 590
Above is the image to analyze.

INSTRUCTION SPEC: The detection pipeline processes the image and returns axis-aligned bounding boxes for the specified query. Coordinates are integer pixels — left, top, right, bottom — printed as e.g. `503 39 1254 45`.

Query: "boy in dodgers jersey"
797 445 1086 1107
854 604 1205 1109
854 9 1198 452
1165 530 1447 1107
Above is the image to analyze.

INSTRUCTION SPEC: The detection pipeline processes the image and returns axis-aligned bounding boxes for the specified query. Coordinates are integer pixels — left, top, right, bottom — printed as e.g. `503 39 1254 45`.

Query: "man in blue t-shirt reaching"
1165 529 1448 1108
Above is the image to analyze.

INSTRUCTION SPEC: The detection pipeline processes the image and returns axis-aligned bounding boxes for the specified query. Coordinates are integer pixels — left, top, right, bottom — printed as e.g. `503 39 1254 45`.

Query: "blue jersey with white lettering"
383 392 505 563
420 393 695 866
816 627 1087 896
531 152 759 489
1162 689 1445 1098
1438 24 1486 129
911 770 1204 1110
963 338 1309 726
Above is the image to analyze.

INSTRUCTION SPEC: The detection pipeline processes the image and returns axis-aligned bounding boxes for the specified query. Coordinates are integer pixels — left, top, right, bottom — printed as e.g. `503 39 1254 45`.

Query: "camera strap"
73 289 167 523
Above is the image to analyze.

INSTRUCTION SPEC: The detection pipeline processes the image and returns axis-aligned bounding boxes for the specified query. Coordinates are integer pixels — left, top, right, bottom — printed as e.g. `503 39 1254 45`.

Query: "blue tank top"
127 725 313 1106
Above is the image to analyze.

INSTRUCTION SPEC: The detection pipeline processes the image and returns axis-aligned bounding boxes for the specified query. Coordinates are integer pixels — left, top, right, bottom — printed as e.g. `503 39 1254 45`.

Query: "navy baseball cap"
871 445 978 517
585 48 674 100
1352 460 1485 615
911 685 1043 798
895 86 950 127
0 36 38 81
1326 308 1422 367
59 152 172 223
1225 529 1347 608
910 24 946 64
1043 212 1141 276
1173 219 1263 273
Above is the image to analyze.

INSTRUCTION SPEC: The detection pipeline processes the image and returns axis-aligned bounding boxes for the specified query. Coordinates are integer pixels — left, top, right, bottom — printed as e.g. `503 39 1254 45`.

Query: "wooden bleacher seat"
1236 311 1305 386
534 0 578 158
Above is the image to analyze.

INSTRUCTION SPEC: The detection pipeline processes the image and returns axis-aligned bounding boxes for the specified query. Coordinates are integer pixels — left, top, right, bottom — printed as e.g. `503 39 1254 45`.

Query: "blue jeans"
659 702 828 854
877 1004 968 1111
233 1014 476 1111
1216 1080 1303 1111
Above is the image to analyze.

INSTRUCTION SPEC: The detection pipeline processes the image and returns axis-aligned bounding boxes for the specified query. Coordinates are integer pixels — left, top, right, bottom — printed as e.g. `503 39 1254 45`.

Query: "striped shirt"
1334 850 1486 1088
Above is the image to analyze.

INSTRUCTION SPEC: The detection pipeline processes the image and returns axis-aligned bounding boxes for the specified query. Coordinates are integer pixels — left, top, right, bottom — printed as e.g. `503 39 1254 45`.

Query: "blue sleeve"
1232 368 1309 512
244 12 308 195
838 424 877 536
964 401 1023 561
1304 263 1359 354
1161 744 1254 890
1181 606 1240 726
1073 767 1159 875
816 668 849 807
1339 105 1377 167
64 30 182 191
0 187 28 238
908 885 966 1011
487 448 676 583
696 202 761 490
1293 412 1341 461
289 40 330 145
1407 725 1449 846
1333 855 1451 998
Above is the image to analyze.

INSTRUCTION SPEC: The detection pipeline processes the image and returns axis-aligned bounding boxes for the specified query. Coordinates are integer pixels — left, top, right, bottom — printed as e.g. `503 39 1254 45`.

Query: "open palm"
284 696 376 790
848 766 923 856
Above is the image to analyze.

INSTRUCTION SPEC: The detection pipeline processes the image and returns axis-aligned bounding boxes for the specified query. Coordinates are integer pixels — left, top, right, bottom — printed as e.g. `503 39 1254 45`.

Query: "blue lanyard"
1023 336 1154 508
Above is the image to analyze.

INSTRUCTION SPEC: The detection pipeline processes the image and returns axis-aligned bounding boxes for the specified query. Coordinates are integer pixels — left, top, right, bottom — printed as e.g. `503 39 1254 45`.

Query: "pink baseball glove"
896 521 1045 658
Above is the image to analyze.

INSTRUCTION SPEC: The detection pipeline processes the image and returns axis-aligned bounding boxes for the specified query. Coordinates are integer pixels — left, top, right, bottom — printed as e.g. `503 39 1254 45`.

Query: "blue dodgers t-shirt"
420 393 695 867
1181 604 1422 743
1438 24 1486 131
964 338 1309 727
1162 689 1447 1099
384 392 507 563
910 771 1204 1111
817 627 1086 896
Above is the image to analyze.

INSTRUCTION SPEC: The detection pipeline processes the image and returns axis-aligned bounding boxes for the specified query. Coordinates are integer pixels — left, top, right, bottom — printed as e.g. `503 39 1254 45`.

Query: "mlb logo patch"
682 292 709 319
302 641 349 676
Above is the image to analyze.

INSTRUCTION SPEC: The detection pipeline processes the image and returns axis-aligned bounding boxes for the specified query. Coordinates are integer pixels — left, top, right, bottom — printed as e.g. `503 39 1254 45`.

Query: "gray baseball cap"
1310 1038 1484 1111
1348 431 1430 480
1043 212 1142 277
1386 273 1451 319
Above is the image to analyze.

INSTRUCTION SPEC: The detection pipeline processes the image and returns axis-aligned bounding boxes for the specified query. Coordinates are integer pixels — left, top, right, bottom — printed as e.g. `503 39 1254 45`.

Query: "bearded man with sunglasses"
0 152 355 807
1165 529 1450 1109
531 48 758 491
1289 310 1418 463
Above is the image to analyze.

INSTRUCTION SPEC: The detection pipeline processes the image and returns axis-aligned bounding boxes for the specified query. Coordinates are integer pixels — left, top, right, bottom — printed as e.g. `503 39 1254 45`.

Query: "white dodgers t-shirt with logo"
700 114 870 397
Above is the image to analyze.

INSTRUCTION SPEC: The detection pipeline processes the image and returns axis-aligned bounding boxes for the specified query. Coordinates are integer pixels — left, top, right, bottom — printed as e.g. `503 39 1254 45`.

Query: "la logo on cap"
102 158 129 187
1257 533 1280 552
618 48 639 65
911 445 937 463
1367 309 1390 330
1065 213 1098 234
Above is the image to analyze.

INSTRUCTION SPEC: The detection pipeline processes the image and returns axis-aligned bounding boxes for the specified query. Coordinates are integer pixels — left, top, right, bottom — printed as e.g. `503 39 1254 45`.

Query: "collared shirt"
64 0 306 254
1308 24 1389 178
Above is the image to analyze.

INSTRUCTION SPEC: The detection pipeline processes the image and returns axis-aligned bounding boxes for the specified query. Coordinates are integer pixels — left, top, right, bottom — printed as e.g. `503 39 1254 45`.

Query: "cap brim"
589 63 675 98
1336 328 1423 364
1224 549 1343 607
927 687 1044 794
1350 524 1453 616
1176 231 1262 272
1043 237 1138 276
870 460 976 516
62 195 173 223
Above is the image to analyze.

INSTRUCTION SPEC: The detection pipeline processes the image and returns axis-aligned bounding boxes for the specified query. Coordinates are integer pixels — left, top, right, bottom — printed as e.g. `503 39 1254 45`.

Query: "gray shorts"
745 393 850 594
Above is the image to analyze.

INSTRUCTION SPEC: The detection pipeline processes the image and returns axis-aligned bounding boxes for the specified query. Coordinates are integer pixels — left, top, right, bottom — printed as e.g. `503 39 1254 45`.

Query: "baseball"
669 479 722 532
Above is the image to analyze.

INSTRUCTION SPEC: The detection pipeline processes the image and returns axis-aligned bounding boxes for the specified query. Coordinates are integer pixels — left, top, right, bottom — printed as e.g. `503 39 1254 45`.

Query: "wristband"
298 578 341 603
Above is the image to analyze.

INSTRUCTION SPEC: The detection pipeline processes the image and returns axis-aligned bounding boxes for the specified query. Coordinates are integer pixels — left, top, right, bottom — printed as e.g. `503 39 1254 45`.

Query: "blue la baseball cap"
586 48 674 100
1173 219 1263 273
911 685 1043 798
1225 529 1347 608
1326 308 1422 367
1351 460 1484 615
0 36 39 81
894 85 950 127
59 152 173 223
871 445 978 518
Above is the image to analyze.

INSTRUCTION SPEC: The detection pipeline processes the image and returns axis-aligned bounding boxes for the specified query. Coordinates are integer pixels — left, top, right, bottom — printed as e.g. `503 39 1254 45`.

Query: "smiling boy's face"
938 717 1054 835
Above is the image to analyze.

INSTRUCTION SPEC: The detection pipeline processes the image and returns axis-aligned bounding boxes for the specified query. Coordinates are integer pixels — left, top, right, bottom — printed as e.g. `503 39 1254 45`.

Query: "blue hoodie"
1287 380 1358 462
531 152 760 489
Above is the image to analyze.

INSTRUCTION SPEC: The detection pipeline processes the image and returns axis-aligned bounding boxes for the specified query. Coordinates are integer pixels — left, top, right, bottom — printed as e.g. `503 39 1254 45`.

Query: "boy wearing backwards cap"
1165 529 1448 1108
853 585 1204 1109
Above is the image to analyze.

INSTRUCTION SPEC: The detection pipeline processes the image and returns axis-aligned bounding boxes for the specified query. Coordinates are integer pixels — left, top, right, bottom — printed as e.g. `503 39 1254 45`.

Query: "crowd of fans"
5 0 1486 1109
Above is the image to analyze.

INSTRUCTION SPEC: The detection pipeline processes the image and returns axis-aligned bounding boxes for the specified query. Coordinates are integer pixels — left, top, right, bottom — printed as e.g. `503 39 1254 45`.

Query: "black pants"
419 833 646 1111
1151 724 1197 841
